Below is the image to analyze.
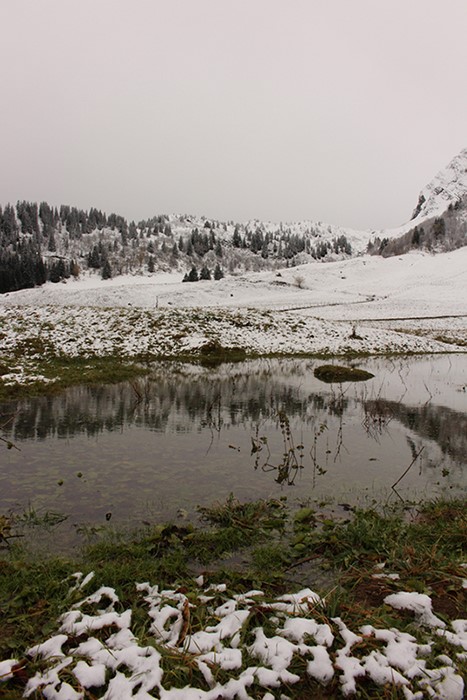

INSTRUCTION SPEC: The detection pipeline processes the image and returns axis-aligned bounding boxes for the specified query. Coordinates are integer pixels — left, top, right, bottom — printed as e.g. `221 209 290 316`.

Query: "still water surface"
1 355 466 535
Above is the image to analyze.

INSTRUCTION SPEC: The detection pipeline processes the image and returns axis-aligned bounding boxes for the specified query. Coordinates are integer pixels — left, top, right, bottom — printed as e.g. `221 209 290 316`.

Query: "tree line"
0 200 355 294
367 200 466 258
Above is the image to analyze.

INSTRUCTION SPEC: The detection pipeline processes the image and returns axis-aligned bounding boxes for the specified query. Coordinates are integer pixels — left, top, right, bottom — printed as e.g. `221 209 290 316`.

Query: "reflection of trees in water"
364 398 467 464
2 367 465 470
3 371 350 442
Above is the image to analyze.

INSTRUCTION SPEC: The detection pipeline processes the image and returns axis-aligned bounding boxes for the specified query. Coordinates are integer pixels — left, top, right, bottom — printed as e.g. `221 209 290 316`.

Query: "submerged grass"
0 355 150 400
0 497 465 698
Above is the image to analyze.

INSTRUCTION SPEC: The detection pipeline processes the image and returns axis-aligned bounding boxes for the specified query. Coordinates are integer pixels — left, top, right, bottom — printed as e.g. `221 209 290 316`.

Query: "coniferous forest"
0 200 355 294
1 197 464 295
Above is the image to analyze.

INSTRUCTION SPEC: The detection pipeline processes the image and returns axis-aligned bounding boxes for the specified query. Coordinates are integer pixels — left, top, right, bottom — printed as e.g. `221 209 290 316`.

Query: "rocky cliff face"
411 148 467 223
368 148 467 257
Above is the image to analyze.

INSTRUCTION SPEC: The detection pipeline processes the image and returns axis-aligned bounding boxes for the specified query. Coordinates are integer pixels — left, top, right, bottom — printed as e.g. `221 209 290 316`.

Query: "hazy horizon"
0 0 466 231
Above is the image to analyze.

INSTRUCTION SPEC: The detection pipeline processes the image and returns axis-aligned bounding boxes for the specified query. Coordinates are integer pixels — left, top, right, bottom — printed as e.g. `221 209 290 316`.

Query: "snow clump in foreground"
1 574 465 699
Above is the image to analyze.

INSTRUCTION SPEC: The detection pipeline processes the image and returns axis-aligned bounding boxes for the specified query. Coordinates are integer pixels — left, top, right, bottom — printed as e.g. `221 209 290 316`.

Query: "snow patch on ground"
2 577 465 699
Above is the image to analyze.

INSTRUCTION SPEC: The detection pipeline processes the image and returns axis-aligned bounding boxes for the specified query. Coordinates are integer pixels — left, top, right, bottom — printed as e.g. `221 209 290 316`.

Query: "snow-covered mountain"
371 148 467 247
245 147 467 252
411 148 467 223
1 148 466 293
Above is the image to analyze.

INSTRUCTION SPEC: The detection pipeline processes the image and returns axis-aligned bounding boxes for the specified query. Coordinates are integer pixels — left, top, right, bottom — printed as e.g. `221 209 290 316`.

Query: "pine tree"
186 266 198 282
1 204 18 239
88 245 101 268
232 226 242 248
48 258 67 283
102 258 112 279
214 264 224 280
411 227 420 247
432 218 446 239
48 230 56 252
35 256 47 285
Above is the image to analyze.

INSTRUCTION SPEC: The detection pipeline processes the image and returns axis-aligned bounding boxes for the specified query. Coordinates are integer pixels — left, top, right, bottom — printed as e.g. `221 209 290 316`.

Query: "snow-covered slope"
377 148 467 241
411 148 467 222
1 247 465 366
245 147 467 249
1 246 466 392
2 248 466 319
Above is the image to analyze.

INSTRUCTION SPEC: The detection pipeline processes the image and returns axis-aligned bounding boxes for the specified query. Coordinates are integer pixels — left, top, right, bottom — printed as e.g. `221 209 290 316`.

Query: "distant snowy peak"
234 148 467 251
411 147 467 222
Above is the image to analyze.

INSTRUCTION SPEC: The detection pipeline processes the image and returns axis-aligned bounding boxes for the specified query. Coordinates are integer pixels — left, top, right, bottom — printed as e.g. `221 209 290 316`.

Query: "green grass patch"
0 355 150 400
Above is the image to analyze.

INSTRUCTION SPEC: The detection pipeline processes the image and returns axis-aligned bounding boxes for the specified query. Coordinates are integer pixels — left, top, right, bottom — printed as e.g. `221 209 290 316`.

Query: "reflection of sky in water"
1 355 466 533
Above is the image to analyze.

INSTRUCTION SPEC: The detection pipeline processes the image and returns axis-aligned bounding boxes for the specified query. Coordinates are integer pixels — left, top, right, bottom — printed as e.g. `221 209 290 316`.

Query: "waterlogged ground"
1 355 466 546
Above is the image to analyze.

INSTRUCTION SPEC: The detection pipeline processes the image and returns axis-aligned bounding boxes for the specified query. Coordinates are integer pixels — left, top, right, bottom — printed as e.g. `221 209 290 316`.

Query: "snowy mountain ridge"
176 147 467 254
410 147 467 223
1 148 466 294
200 147 467 250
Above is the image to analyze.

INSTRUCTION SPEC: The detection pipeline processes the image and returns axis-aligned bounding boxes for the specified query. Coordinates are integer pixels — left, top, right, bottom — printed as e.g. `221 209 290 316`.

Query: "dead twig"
0 435 20 451
391 446 425 492
284 553 322 571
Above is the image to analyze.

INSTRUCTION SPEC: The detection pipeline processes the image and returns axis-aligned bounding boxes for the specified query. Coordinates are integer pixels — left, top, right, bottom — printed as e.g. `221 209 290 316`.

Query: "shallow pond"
1 355 466 542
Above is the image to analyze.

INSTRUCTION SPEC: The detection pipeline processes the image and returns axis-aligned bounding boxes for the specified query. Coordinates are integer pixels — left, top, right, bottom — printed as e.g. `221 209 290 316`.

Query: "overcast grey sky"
0 0 466 230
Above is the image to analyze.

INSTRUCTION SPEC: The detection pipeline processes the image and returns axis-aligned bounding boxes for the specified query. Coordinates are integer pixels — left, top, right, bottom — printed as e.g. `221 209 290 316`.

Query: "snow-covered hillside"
1 148 466 296
2 248 466 320
1 248 466 390
374 148 467 244
1 150 466 393
411 148 467 222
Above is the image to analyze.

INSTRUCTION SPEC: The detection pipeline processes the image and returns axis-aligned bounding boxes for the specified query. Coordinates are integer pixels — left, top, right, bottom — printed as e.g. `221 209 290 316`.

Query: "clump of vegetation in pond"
314 363 374 383
196 339 247 366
